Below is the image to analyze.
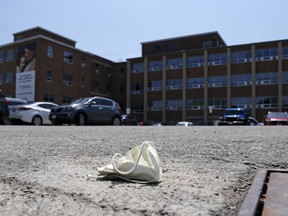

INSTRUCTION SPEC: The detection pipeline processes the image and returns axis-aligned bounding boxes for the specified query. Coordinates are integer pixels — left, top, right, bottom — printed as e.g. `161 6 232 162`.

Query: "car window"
38 103 57 110
101 99 113 106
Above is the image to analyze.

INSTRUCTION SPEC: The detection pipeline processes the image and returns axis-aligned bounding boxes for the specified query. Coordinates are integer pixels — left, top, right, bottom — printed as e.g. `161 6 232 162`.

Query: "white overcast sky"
1 0 288 62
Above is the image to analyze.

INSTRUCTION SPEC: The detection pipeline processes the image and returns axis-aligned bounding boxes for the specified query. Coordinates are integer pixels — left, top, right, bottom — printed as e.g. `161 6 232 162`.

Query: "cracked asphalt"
0 126 287 215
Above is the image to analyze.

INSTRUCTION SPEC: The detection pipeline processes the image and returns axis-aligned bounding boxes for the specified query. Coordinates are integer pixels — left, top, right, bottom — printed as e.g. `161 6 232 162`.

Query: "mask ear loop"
111 141 150 175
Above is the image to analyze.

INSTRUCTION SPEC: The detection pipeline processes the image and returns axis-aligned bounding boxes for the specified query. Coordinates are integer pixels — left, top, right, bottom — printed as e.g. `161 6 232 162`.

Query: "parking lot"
0 125 288 215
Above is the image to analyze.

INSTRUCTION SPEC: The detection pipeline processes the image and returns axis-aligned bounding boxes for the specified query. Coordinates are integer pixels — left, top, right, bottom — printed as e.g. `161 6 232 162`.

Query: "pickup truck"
218 108 249 125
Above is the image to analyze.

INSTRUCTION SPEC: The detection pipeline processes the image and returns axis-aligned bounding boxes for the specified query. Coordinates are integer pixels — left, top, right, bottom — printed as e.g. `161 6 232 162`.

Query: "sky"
1 0 288 62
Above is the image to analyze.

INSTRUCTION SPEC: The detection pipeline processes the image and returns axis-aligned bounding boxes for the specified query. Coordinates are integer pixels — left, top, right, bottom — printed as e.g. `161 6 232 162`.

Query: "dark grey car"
49 96 122 126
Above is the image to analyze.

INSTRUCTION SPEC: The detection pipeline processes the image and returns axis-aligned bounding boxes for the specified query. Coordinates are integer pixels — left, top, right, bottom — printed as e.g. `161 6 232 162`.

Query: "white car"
176 121 193 126
10 102 58 125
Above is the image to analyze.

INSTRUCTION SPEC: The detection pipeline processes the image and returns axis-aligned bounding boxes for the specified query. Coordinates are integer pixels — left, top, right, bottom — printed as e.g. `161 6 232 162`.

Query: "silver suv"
49 96 122 126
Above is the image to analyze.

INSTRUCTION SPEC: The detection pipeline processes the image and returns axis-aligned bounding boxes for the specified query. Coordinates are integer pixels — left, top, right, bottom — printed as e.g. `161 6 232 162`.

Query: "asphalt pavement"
0 125 288 215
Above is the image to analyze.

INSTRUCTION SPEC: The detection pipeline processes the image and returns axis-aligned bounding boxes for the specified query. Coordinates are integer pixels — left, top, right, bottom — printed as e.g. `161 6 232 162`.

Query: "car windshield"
70 98 90 105
267 112 288 118
225 110 245 115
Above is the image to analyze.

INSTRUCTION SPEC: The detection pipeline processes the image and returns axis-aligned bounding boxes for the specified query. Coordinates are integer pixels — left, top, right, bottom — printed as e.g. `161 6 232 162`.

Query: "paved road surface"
0 126 287 215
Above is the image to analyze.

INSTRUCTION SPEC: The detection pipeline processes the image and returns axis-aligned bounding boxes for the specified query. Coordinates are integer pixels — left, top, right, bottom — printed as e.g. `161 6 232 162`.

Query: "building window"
46 70 53 82
167 100 182 110
208 53 227 66
167 58 182 70
231 51 252 64
187 99 204 110
202 40 213 49
256 48 278 61
5 72 13 84
131 63 144 73
187 56 204 68
0 73 3 85
47 45 53 58
231 97 252 109
283 71 288 84
0 51 3 63
44 93 54 102
167 79 182 90
131 101 143 113
283 47 288 59
131 83 144 94
63 74 72 86
6 49 14 62
80 78 86 88
256 96 277 108
208 98 227 109
187 77 204 88
256 72 277 85
208 75 226 87
148 60 162 72
120 67 125 76
148 80 162 91
148 100 162 111
62 96 72 105
81 57 86 67
64 51 73 64
283 96 288 108
231 74 251 86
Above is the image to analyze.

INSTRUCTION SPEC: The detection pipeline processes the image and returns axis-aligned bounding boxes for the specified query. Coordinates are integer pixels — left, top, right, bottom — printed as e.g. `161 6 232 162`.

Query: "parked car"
10 102 58 125
264 112 288 125
121 114 138 125
6 97 28 124
0 91 9 124
218 108 249 125
49 96 122 126
248 117 264 126
176 121 193 126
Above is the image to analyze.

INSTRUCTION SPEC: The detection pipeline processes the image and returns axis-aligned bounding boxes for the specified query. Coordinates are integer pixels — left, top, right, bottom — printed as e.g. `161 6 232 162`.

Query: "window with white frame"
6 49 14 62
208 98 227 109
81 57 86 67
167 100 182 110
187 56 204 68
0 51 3 63
208 75 226 87
63 74 72 86
131 82 144 94
148 100 162 111
256 48 278 61
5 71 13 84
46 70 53 82
231 97 252 108
47 45 53 58
148 60 162 72
208 53 227 65
256 72 277 85
283 47 288 59
256 96 277 108
231 51 252 64
80 78 86 88
131 62 144 73
187 77 204 88
44 93 54 102
64 51 73 64
148 80 162 91
167 79 182 90
231 74 251 86
187 99 204 110
167 58 182 70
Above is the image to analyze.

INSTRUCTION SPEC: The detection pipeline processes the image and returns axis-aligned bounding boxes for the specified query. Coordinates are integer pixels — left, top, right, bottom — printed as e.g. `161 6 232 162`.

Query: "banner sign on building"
16 43 36 101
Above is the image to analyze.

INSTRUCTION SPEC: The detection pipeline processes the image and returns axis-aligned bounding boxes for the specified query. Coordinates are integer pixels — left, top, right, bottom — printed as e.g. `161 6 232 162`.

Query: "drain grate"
238 169 288 216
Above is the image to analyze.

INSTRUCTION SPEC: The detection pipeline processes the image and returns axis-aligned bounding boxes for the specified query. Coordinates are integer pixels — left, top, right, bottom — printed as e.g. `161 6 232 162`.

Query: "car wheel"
112 117 121 125
76 113 86 126
32 116 42 126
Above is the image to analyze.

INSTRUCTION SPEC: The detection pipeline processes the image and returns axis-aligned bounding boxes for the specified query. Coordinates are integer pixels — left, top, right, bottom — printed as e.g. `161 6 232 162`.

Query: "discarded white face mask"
97 141 162 183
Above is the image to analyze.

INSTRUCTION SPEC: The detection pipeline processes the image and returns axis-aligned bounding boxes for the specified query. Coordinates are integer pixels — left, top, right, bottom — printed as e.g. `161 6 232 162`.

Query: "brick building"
0 27 288 125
